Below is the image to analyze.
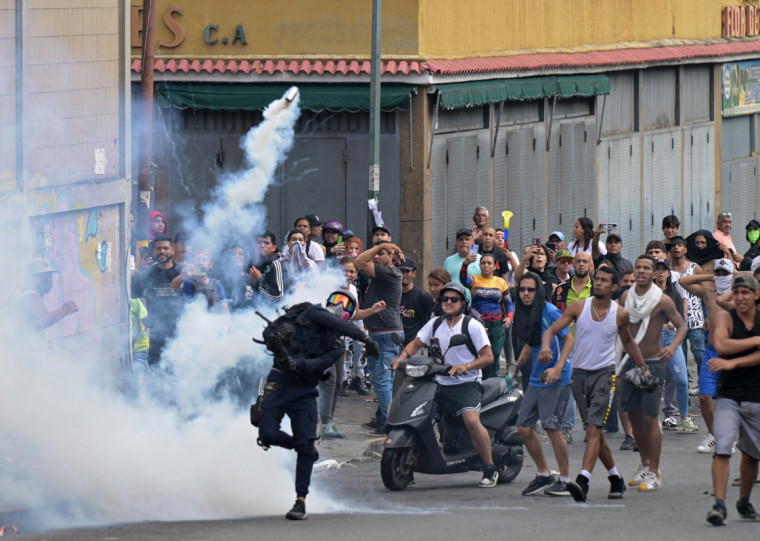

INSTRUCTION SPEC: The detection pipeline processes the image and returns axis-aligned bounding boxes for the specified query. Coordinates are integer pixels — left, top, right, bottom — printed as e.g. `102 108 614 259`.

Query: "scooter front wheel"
381 447 415 491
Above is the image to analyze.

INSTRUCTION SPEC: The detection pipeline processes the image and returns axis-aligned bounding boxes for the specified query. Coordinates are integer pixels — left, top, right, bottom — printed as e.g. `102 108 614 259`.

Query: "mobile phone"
469 243 480 256
532 238 541 247
138 246 148 259
603 223 618 233
546 242 557 252
338 235 343 244
540 371 548 383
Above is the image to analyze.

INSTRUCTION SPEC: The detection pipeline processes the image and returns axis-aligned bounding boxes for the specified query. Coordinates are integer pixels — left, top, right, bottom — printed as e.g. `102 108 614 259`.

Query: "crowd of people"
125 205 760 525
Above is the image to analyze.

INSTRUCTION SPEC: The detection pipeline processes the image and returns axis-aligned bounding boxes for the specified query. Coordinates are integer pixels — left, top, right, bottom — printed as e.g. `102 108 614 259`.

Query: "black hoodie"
740 219 760 271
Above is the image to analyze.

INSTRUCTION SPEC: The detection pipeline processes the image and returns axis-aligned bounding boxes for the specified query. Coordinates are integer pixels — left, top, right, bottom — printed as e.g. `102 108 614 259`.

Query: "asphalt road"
8 426 760 541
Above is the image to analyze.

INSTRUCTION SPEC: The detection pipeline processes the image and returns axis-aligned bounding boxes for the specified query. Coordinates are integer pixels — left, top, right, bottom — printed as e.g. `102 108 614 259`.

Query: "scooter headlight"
405 364 429 377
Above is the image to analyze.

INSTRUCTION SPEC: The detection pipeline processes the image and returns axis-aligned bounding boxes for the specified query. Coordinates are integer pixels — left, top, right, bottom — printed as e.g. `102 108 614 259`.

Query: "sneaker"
737 500 760 521
628 464 649 487
567 474 589 502
662 416 679 430
619 435 636 451
706 502 727 526
637 471 662 491
285 499 308 520
697 434 716 453
350 377 370 395
361 418 381 431
675 418 699 433
522 474 556 496
339 380 351 397
608 474 626 499
367 426 386 437
544 479 571 497
320 423 346 439
479 465 499 488
561 427 573 444
689 384 699 396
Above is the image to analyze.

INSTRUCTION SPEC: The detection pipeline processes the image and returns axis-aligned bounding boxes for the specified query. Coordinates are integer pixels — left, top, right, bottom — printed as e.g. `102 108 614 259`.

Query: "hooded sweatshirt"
148 211 168 240
740 219 760 271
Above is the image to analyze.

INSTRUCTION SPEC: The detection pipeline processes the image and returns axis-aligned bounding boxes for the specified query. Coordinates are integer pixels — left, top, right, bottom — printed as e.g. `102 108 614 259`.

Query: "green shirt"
566 276 592 336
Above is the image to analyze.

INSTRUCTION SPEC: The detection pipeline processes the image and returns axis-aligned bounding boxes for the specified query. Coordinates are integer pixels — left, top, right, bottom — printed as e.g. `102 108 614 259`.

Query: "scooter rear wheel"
381 447 415 491
496 444 523 484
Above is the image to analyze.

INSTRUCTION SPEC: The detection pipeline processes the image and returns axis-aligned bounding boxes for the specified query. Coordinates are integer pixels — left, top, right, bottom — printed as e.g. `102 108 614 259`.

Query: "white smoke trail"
0 88 348 530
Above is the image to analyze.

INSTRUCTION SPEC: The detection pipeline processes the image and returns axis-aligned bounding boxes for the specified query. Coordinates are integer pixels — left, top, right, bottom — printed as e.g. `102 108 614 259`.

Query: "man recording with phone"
591 222 633 283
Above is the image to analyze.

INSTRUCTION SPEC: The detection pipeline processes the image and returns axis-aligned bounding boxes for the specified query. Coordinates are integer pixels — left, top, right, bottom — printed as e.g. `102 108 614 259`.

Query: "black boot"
285 498 307 520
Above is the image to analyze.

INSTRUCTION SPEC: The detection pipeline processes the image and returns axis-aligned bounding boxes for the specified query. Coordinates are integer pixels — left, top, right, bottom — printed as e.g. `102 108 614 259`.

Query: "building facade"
1 1 132 384
131 0 760 280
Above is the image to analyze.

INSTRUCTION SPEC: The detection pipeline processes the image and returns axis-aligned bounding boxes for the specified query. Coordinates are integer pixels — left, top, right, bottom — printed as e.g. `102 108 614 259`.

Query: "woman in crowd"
515 244 559 299
148 211 168 240
568 217 605 256
460 253 513 378
427 268 452 317
653 258 697 433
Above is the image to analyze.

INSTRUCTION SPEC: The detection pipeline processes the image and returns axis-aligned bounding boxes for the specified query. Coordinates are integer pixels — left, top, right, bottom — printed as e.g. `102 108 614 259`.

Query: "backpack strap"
431 315 479 358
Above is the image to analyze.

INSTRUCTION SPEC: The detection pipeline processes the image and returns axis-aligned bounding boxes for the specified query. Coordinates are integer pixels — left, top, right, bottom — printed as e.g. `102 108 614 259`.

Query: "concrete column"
399 89 433 287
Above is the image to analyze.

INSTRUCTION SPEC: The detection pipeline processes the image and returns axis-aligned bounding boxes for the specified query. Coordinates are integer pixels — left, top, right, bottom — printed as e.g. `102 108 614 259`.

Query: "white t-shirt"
415 315 490 386
568 240 607 257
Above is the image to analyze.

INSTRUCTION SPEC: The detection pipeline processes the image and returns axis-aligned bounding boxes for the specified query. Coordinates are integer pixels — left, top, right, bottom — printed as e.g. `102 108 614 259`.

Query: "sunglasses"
718 212 732 218
440 295 462 304
518 287 537 293
327 292 355 313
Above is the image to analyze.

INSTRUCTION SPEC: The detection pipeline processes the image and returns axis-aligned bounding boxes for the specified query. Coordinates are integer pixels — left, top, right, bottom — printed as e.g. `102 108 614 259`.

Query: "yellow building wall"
419 0 742 58
130 0 420 59
133 0 744 61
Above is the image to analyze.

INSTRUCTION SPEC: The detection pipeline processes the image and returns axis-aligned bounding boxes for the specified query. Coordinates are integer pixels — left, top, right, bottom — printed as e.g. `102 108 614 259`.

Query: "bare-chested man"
618 255 686 492
678 258 735 454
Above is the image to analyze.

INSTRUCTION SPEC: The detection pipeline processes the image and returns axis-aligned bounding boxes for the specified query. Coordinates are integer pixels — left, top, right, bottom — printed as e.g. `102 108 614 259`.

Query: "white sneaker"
662 416 679 430
637 471 662 492
676 418 699 433
628 464 649 486
697 433 716 453
688 385 699 396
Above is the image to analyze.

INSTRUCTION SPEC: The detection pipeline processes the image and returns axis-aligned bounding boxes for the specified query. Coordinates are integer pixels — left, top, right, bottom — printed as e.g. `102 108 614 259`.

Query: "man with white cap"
17 258 79 331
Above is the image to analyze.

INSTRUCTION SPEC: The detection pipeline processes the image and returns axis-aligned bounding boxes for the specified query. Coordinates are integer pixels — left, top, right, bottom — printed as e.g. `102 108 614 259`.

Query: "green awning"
437 74 610 109
156 83 415 112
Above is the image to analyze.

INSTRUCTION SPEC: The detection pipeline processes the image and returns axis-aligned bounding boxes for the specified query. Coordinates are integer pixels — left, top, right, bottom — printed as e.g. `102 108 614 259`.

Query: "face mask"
714 275 733 294
749 230 760 244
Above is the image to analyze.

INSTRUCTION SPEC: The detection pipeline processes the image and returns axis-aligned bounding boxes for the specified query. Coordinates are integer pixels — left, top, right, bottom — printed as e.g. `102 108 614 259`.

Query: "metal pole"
367 0 381 242
137 0 156 239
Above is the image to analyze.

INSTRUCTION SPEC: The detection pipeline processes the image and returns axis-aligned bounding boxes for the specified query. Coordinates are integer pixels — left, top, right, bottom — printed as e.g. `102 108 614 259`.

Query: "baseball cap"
456 229 474 239
304 214 323 227
371 225 390 236
666 235 686 248
26 258 57 274
606 232 623 243
397 257 416 271
732 274 758 292
549 231 566 242
655 258 670 270
555 248 573 261
714 258 734 274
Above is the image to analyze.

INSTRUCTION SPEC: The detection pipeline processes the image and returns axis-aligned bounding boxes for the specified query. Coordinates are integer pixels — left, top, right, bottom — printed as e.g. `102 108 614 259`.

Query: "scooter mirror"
448 334 468 348
390 333 404 347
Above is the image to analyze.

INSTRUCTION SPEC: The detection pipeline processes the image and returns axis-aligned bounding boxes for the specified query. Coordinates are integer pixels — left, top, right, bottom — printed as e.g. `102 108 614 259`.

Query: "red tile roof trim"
131 40 760 77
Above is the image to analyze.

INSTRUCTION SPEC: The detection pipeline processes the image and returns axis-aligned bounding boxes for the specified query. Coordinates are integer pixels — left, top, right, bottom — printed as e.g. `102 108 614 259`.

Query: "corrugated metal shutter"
683 124 716 234
601 72 636 135
642 68 678 130
683 66 711 124
546 124 562 235
722 157 758 248
504 126 543 250
722 116 752 161
477 129 492 212
642 130 681 245
600 135 641 258
532 125 547 246
432 136 448 265
446 136 466 260
493 132 507 224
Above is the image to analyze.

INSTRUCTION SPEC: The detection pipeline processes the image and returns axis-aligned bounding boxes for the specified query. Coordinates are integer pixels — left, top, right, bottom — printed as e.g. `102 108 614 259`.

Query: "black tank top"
717 308 760 402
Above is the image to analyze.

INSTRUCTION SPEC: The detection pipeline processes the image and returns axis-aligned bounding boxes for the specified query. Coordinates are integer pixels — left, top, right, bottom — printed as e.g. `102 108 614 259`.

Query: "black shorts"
435 382 484 416
619 359 666 416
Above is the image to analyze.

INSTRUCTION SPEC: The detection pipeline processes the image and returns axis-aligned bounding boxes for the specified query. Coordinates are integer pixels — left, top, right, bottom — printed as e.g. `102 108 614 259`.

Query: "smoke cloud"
0 88 345 530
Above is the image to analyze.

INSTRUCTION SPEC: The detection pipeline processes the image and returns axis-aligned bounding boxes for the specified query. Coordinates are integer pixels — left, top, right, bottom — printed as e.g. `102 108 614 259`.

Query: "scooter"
380 334 524 491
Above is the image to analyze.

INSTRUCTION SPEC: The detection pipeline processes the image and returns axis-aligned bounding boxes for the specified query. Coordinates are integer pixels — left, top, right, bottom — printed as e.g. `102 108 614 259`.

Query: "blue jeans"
681 327 705 377
367 331 403 426
662 328 689 418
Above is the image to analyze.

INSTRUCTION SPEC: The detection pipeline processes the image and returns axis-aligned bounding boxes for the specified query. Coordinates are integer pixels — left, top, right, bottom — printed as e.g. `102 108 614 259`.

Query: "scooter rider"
256 291 380 520
391 282 499 487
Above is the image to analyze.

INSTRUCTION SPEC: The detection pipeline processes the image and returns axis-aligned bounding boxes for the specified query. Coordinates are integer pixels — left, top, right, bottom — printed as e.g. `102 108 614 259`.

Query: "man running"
540 266 647 501
705 274 760 525
618 255 686 492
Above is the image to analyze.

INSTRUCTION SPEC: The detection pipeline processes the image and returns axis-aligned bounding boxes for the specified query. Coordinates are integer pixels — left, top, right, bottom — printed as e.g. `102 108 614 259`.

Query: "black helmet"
440 282 468 305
